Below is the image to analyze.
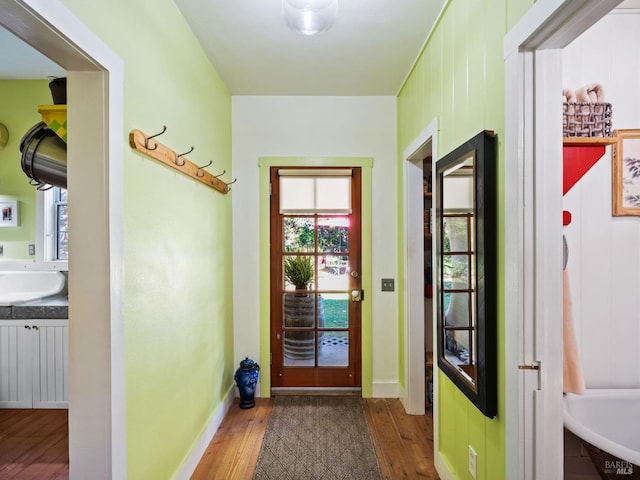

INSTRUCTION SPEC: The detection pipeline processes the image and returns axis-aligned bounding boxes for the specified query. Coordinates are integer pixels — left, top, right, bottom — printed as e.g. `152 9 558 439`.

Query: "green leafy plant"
284 255 314 290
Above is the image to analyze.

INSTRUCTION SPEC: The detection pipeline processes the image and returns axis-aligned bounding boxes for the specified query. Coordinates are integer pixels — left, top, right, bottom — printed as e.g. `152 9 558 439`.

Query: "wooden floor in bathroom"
0 408 69 480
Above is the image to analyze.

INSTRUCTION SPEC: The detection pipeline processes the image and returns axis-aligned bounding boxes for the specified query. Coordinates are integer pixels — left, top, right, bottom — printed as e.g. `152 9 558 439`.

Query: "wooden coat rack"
129 127 235 194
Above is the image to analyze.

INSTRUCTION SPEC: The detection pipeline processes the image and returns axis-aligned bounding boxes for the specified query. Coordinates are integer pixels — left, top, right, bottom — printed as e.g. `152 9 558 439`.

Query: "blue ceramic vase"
234 357 260 409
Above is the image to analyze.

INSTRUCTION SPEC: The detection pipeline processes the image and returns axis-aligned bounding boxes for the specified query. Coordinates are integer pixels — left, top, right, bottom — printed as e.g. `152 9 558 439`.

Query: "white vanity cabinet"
0 319 69 408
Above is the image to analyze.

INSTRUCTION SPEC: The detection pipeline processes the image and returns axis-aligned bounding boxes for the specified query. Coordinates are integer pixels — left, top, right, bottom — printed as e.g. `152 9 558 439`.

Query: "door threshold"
271 387 362 396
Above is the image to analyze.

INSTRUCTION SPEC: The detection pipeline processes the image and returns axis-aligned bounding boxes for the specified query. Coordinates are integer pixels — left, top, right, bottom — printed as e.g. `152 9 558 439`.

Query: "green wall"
58 1 234 478
397 0 534 479
0 80 51 260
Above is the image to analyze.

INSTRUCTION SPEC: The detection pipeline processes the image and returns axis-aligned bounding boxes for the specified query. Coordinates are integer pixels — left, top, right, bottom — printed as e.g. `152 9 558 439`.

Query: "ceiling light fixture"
282 0 338 36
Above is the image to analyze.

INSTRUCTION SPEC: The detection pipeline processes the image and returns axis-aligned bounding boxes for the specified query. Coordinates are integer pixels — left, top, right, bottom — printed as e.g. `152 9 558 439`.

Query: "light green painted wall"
0 80 51 260
397 0 534 479
59 1 233 479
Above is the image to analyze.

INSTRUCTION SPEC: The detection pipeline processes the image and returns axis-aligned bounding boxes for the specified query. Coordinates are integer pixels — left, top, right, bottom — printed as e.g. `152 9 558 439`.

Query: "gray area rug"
253 396 382 480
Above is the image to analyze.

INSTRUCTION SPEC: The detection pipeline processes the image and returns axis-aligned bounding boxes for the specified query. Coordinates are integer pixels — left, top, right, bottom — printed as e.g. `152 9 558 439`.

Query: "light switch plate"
381 278 394 292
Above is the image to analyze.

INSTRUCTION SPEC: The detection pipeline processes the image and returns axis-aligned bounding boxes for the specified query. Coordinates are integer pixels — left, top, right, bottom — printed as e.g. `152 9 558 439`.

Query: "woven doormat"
253 396 382 480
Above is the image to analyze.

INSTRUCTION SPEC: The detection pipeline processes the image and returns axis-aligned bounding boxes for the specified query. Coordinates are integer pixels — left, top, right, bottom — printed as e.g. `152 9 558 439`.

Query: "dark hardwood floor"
0 409 69 480
191 397 439 480
0 398 438 480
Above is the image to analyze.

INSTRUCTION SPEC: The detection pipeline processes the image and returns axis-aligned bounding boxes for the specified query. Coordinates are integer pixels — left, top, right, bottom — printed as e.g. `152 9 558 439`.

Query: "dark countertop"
0 296 68 320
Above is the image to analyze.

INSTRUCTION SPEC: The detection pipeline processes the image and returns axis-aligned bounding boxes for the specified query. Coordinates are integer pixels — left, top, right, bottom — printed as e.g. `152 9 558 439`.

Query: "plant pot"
283 292 324 360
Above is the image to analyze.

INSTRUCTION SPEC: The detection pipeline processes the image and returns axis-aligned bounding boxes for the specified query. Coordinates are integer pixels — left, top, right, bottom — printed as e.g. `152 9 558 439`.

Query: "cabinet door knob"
24 325 31 330
32 326 39 330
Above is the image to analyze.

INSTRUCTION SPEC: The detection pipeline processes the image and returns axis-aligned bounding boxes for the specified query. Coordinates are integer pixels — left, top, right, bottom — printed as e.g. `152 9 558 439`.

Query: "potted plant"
282 256 324 359
284 255 314 290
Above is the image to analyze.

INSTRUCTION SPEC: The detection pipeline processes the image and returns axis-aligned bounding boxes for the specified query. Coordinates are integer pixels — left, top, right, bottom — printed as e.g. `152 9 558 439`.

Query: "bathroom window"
39 187 68 264
53 188 68 260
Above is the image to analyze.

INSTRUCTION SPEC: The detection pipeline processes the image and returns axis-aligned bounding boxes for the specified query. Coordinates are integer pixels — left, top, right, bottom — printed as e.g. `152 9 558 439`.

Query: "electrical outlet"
468 445 477 479
381 278 394 292
28 244 35 255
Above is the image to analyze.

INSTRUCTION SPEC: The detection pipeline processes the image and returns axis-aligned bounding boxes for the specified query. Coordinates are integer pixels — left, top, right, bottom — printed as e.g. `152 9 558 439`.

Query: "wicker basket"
563 102 612 137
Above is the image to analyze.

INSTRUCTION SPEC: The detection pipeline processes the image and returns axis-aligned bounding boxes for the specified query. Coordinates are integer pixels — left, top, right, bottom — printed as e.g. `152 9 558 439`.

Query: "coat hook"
195 160 213 177
175 146 194 166
145 125 166 150
226 178 237 192
213 170 226 178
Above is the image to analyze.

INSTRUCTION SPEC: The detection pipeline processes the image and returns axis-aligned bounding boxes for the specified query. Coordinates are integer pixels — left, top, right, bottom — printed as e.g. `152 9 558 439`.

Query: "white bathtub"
0 271 66 306
564 389 640 466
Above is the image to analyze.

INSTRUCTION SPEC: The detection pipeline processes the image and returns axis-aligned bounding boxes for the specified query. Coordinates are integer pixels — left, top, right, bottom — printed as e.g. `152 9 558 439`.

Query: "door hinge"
269 182 272 196
518 363 540 370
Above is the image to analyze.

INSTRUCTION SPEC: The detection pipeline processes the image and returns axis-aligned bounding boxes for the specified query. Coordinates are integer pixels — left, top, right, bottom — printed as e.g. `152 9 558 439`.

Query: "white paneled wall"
563 10 640 388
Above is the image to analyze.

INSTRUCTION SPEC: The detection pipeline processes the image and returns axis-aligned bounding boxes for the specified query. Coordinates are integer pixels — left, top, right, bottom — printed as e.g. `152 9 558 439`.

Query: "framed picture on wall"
613 129 640 216
0 200 18 227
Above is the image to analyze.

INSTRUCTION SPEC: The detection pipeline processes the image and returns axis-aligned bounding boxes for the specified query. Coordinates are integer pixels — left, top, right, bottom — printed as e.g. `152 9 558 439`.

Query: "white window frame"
35 188 68 270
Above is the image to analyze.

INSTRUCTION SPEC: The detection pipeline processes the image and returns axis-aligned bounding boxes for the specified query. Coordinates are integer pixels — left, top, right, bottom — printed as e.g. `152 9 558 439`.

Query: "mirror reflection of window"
441 153 476 383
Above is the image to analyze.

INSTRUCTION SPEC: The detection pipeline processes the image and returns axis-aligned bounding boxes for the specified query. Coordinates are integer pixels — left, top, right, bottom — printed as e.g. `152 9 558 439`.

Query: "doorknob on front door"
351 289 362 302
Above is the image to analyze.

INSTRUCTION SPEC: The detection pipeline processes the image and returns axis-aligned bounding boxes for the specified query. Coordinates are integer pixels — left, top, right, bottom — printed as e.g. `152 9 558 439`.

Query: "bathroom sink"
0 271 66 306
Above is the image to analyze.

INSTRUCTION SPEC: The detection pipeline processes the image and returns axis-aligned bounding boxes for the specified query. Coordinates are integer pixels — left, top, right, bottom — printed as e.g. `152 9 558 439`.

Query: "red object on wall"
563 145 607 226
563 145 606 195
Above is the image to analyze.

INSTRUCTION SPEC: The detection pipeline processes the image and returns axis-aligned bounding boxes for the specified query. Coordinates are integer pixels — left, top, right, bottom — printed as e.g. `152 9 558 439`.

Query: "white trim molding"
176 387 235 480
503 1 622 478
372 381 400 398
0 1 125 478
401 117 438 416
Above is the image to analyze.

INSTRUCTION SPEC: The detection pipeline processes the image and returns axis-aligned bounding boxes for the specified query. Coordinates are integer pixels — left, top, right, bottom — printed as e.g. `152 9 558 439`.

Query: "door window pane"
283 331 315 366
283 256 315 291
320 293 349 329
317 256 349 290
284 217 314 252
319 332 348 366
318 217 349 253
283 292 319 326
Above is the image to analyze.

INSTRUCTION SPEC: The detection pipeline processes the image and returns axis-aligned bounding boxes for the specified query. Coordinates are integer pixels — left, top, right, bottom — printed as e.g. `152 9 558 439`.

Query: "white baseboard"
371 381 400 398
435 452 455 480
175 387 235 480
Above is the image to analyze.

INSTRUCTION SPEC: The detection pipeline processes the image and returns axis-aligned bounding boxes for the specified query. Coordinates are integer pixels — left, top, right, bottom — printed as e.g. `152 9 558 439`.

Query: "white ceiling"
1 0 638 94
173 0 447 96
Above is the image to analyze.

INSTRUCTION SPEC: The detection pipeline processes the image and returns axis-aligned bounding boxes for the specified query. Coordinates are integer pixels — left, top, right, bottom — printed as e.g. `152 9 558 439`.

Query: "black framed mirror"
435 130 497 418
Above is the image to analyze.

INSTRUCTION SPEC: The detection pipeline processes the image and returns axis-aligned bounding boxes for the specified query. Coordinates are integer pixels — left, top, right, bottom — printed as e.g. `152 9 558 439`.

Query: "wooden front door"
270 167 362 389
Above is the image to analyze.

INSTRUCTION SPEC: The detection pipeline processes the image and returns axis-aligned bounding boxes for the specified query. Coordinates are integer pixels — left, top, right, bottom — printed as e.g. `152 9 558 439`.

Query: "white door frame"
0 1 125 478
402 118 438 421
504 1 621 478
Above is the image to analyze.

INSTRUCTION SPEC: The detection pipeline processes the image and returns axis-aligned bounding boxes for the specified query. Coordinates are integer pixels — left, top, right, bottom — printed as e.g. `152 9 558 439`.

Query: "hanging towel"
563 236 585 394
575 83 605 103
562 88 576 103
